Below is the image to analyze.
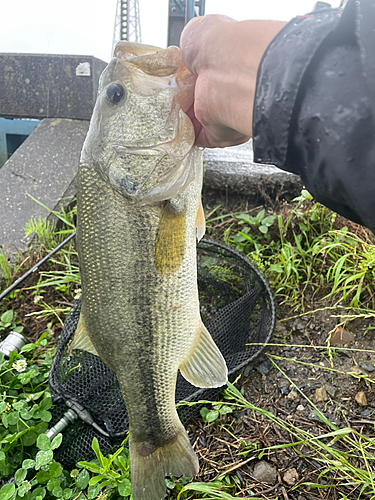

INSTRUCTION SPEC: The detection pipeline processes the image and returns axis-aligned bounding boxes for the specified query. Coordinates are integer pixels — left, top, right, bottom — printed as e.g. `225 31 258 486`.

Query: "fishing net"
49 239 276 466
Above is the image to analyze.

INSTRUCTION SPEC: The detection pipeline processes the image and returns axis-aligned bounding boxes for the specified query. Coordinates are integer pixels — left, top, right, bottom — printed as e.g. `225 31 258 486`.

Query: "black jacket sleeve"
252 0 375 233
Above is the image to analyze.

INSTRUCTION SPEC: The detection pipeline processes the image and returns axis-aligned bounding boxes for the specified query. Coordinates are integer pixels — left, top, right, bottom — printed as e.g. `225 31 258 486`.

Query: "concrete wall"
0 54 106 121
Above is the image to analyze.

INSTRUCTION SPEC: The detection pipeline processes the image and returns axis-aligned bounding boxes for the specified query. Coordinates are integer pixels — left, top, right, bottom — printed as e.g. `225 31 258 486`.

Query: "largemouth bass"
72 41 228 500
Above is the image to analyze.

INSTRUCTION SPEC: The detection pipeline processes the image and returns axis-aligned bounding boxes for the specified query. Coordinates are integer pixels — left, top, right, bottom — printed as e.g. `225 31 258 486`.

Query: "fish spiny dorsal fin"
68 314 99 357
179 322 228 388
196 199 206 242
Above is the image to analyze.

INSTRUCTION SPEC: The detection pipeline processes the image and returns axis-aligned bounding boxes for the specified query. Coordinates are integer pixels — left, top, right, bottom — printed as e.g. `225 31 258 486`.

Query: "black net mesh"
49 240 276 466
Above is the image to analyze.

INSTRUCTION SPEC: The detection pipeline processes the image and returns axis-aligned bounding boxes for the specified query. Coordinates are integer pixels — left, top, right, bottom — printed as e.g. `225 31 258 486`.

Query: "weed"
224 380 375 498
78 437 131 498
24 218 56 253
200 403 233 423
0 329 54 478
234 209 277 242
0 310 23 336
223 191 375 311
0 253 11 289
0 332 133 500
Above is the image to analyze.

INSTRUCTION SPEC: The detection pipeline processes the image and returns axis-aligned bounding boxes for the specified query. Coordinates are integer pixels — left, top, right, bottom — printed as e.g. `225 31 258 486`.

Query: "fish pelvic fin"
196 199 206 242
129 424 198 500
179 322 228 388
67 314 99 357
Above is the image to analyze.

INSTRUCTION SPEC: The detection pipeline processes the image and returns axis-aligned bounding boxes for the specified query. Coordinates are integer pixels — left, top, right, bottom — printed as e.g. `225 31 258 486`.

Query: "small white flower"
74 288 82 300
12 359 27 373
33 295 43 304
5 403 11 412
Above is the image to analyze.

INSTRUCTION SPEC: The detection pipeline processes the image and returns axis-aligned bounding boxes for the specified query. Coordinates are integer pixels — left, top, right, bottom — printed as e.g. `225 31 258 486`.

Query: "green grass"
207 190 375 312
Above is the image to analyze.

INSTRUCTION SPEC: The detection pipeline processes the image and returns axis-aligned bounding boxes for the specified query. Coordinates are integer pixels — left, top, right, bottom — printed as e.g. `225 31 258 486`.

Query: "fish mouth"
113 145 165 156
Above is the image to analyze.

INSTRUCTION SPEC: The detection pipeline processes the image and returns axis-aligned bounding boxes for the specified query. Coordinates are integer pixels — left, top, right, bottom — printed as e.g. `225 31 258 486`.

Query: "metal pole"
185 0 196 24
127 0 131 39
0 232 76 302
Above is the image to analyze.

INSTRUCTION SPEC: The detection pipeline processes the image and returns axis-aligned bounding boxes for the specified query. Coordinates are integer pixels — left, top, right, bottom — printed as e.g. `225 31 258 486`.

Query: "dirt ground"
185 302 375 500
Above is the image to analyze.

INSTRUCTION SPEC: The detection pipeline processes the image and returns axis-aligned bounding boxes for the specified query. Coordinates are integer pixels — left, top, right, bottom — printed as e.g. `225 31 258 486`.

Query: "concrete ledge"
203 140 303 207
0 118 88 252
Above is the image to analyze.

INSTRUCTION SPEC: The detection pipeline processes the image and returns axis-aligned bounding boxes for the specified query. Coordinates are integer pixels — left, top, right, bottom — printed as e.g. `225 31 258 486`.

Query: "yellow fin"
155 202 186 275
196 200 206 242
68 315 99 357
179 322 228 388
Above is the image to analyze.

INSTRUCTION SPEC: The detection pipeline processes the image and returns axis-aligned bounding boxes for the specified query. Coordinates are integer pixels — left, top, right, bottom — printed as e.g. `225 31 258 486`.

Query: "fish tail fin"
129 422 198 500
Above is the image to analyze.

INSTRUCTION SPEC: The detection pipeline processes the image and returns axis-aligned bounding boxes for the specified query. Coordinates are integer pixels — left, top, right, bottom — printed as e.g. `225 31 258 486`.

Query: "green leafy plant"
0 310 23 335
78 437 132 498
0 330 53 479
0 331 133 500
20 202 80 323
1 432 86 500
200 403 233 424
236 209 277 236
232 209 277 251
177 480 239 499
26 196 76 236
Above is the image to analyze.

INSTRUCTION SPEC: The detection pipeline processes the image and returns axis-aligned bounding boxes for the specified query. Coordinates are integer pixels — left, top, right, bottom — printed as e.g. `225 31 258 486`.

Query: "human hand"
180 15 286 148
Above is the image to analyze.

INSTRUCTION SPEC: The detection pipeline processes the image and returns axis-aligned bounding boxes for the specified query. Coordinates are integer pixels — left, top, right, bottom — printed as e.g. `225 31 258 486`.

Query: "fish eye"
106 83 126 105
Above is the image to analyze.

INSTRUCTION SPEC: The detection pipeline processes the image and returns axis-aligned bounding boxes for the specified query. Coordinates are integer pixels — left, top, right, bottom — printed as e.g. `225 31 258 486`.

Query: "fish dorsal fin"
68 314 99 357
196 200 206 242
179 322 228 388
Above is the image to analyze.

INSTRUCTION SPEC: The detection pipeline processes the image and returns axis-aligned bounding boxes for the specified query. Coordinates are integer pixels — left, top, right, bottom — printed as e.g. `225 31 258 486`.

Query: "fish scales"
77 161 201 442
73 41 228 500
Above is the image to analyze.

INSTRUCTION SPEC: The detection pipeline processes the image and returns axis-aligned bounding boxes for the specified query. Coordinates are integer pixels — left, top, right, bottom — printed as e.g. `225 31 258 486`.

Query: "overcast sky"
0 0 342 63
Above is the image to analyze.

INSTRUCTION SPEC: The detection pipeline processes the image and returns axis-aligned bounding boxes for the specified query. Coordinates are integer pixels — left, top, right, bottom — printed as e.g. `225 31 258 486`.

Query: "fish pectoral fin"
155 201 186 275
196 199 206 242
179 322 228 388
68 314 99 357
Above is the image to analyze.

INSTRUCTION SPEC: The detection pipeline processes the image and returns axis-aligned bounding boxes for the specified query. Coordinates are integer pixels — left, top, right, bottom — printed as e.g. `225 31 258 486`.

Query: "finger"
200 128 251 148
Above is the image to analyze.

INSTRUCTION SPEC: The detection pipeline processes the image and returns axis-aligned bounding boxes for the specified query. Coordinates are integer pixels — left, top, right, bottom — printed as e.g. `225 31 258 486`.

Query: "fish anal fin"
68 314 99 357
179 322 228 388
155 201 186 275
196 199 206 242
129 424 198 500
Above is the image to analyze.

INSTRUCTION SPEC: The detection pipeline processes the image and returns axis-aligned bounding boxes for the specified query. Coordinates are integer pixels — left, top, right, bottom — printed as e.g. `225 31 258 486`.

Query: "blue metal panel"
0 118 40 166
168 0 206 46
